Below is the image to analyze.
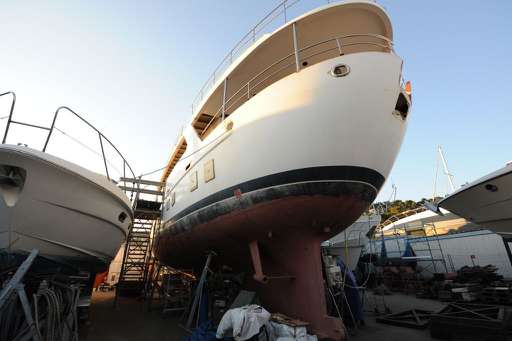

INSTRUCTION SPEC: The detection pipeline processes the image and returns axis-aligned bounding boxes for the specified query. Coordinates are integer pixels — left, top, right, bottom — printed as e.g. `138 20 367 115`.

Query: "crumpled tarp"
216 305 270 340
266 321 317 341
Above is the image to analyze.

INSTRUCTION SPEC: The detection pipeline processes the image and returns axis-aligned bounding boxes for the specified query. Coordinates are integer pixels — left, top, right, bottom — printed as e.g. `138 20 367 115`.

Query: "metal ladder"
115 177 164 302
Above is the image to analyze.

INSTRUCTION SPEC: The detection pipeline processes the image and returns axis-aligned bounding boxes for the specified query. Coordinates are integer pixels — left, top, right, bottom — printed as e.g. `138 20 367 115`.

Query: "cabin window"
394 93 409 120
485 184 498 192
189 171 198 192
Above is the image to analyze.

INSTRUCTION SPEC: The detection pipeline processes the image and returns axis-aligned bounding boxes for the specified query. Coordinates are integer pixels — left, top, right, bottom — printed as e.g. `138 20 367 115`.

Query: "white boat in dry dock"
154 1 412 339
323 213 381 270
438 162 512 234
0 99 133 274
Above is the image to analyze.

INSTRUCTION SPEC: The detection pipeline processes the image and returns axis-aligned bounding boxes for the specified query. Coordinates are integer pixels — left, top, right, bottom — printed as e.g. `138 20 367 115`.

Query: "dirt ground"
79 291 187 341
79 289 503 341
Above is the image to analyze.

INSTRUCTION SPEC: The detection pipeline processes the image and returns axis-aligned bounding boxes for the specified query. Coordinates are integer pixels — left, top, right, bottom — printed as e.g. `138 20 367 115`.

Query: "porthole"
330 64 350 78
485 184 498 192
118 212 127 223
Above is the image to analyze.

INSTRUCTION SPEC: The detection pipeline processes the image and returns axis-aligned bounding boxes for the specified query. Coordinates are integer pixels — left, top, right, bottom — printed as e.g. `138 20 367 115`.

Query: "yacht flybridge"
155 1 411 339
0 95 134 274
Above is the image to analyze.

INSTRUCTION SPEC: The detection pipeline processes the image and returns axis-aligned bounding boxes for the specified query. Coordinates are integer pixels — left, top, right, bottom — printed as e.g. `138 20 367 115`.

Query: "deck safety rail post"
98 132 110 180
283 1 287 23
1 92 16 144
335 38 342 55
222 78 228 121
43 109 59 152
292 22 300 72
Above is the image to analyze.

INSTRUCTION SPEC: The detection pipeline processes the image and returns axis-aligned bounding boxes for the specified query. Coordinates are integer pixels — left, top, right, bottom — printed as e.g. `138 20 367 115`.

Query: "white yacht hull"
0 145 132 273
439 164 512 234
156 1 410 337
156 52 408 340
159 52 408 251
323 214 381 270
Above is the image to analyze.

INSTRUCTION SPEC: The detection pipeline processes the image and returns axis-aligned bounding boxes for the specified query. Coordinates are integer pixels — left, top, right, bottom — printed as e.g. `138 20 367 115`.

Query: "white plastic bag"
216 305 270 340
266 321 317 341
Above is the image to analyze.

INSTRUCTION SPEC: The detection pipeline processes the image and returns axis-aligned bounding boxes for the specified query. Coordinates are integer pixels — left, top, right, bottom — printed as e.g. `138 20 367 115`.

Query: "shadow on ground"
79 291 187 341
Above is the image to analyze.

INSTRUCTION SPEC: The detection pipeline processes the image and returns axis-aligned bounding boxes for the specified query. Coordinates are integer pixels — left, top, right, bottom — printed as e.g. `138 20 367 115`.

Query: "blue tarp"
337 258 364 323
183 285 216 341
380 236 388 260
183 321 217 341
402 240 416 258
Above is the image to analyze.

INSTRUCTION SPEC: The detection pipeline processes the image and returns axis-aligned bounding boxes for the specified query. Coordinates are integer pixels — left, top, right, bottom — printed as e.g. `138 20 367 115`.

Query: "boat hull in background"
323 213 381 270
439 164 512 235
0 145 132 274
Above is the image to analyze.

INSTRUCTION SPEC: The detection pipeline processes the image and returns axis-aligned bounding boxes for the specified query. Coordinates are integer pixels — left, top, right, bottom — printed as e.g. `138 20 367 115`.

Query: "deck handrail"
198 33 393 136
0 93 136 183
191 0 304 114
377 206 428 232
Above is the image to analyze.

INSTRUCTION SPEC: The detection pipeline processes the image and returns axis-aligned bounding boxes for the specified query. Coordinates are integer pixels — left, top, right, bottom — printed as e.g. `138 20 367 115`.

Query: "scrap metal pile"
0 250 86 341
416 265 506 303
377 303 512 340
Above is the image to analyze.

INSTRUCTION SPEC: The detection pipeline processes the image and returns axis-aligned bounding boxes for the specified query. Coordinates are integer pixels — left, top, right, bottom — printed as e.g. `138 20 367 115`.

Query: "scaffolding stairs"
115 177 165 299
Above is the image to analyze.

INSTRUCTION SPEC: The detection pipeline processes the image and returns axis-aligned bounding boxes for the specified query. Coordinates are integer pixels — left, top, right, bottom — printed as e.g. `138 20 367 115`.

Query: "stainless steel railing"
198 33 393 136
0 92 136 182
191 0 304 114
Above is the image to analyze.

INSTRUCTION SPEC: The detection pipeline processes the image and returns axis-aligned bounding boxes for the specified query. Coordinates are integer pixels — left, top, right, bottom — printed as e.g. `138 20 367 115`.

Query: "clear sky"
0 0 510 201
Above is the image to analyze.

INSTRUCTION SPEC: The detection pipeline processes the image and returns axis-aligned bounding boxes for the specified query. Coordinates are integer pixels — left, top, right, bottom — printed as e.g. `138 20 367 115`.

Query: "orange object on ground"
94 271 108 289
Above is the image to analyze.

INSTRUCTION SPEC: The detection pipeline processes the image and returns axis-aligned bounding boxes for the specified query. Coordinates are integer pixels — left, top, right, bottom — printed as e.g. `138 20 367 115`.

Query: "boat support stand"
0 249 42 341
249 240 295 283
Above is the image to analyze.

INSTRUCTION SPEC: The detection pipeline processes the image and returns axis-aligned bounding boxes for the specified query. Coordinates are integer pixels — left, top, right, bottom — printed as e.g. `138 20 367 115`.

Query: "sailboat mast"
438 145 455 192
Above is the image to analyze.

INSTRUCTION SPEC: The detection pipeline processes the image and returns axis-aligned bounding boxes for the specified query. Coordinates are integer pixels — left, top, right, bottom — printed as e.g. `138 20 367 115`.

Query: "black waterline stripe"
166 166 384 223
